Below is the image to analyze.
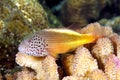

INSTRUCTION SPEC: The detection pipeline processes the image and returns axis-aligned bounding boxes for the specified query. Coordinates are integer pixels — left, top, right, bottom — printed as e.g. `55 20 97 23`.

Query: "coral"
0 0 48 68
110 33 120 59
5 73 14 80
61 23 120 79
102 26 114 37
62 66 108 80
42 55 59 80
105 54 120 80
11 0 48 28
62 75 79 80
72 46 98 76
16 68 36 80
80 22 113 37
62 46 98 77
0 73 2 80
0 20 4 31
15 52 59 80
86 69 108 80
92 38 114 69
99 16 120 34
15 22 120 80
62 54 74 75
61 0 107 27
44 7 63 28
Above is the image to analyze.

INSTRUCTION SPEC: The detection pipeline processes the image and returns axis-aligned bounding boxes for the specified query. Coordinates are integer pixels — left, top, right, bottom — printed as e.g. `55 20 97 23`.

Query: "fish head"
18 33 49 57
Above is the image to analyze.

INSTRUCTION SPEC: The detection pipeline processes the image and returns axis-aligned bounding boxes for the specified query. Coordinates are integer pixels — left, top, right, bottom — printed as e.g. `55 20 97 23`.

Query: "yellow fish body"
18 28 98 58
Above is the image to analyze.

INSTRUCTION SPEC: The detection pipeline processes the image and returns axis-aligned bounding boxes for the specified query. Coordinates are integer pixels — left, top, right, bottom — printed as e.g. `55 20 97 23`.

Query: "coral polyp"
15 23 120 80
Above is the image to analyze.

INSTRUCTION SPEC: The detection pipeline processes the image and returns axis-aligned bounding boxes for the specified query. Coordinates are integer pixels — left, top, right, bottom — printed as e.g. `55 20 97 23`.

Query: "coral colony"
16 23 120 80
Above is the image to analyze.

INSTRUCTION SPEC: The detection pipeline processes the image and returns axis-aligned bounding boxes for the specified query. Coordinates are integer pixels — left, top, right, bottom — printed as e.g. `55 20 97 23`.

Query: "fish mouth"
18 43 26 54
18 40 28 53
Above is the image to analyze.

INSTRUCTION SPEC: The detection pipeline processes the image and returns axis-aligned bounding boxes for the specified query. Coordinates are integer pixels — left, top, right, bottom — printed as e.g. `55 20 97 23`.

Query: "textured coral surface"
61 0 107 27
1 0 120 79
14 23 120 80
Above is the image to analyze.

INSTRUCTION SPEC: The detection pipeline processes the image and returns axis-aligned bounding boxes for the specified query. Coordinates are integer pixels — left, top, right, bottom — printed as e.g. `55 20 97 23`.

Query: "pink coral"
62 76 79 80
16 68 36 80
80 22 113 37
105 54 120 80
62 46 98 77
15 22 120 80
16 52 59 80
62 69 108 80
86 69 108 80
110 33 120 59
92 38 114 69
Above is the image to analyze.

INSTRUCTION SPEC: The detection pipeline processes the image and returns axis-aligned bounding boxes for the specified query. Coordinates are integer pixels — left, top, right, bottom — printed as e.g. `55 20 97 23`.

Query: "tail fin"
80 23 105 42
79 33 100 44
90 31 104 42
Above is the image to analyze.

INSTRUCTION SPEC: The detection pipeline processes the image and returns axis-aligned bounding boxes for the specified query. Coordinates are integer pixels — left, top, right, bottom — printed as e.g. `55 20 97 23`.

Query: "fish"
18 28 100 58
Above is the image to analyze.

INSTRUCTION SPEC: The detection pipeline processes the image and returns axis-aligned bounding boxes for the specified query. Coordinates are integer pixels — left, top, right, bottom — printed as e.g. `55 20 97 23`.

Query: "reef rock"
61 0 107 27
0 0 48 62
